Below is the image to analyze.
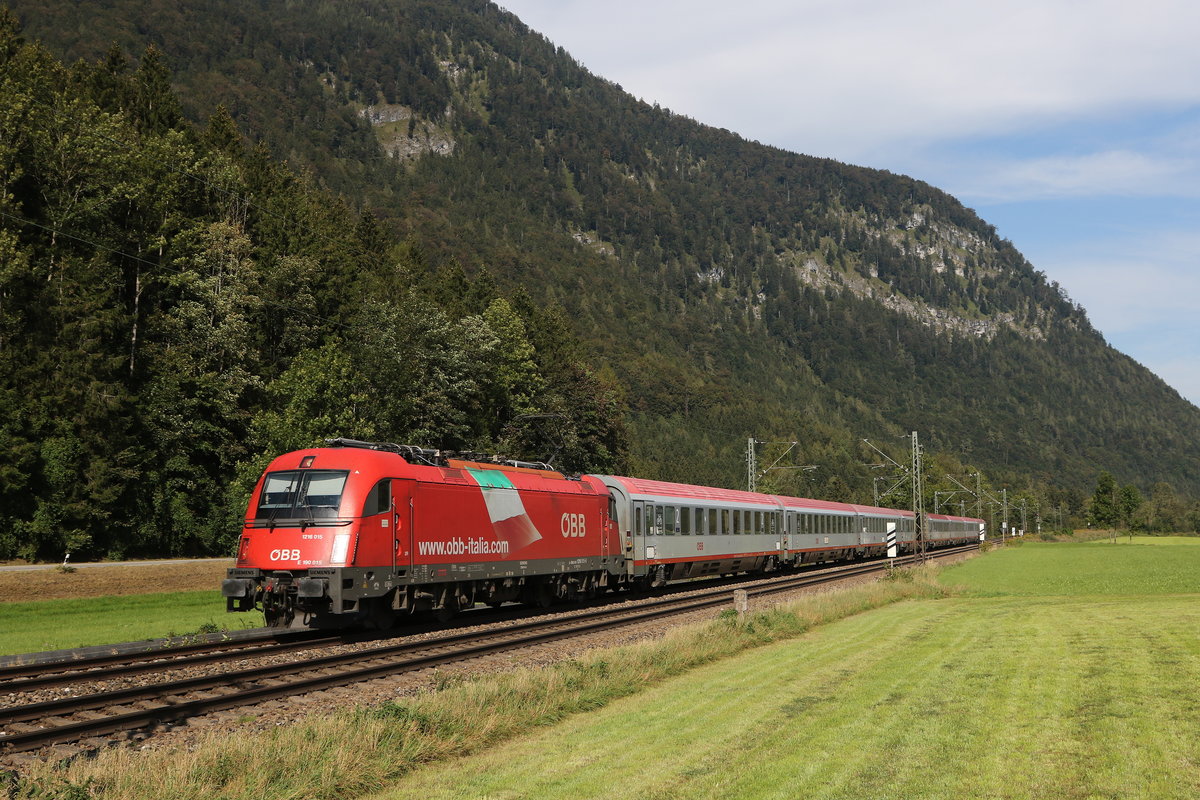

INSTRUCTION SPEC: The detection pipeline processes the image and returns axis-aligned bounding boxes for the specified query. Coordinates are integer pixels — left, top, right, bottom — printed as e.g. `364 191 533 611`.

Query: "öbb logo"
560 513 586 538
270 548 301 561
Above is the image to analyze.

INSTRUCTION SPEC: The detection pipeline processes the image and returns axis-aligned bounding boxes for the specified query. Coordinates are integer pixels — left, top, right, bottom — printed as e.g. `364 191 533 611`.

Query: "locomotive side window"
256 470 349 522
634 506 643 536
363 479 391 516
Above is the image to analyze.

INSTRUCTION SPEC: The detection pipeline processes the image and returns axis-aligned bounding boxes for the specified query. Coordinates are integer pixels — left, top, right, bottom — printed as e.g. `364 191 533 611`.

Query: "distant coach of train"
223 439 983 629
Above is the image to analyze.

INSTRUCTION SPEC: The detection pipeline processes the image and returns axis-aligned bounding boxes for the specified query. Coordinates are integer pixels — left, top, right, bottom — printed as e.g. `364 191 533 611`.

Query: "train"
222 438 984 629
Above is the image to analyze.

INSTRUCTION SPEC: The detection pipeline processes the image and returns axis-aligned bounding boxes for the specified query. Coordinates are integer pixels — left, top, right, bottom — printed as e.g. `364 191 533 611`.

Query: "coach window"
363 479 391 516
663 506 675 535
681 507 693 535
722 509 731 534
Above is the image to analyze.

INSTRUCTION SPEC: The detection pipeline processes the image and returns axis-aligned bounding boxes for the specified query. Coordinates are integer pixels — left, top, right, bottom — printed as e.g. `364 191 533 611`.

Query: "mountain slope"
8 0 1200 500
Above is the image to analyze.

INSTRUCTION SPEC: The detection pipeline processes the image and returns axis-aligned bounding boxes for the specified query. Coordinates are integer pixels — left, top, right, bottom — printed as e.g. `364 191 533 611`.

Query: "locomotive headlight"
330 533 351 565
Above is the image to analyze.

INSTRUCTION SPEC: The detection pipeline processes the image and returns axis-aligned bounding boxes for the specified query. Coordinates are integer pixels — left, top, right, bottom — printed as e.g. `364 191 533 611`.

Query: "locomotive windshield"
254 470 349 523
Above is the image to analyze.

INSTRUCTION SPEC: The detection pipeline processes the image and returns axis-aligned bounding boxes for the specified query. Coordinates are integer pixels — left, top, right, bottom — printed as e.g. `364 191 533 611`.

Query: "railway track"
0 545 975 755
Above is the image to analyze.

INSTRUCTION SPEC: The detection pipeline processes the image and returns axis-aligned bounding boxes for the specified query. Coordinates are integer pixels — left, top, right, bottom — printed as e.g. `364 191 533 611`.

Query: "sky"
499 0 1200 407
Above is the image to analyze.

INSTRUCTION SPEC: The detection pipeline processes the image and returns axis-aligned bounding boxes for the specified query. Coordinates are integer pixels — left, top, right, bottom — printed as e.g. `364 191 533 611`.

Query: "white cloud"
502 0 1200 162
947 150 1200 202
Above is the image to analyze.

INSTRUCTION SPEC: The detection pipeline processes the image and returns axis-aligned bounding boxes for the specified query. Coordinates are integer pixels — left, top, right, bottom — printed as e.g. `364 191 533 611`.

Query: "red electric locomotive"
223 439 622 628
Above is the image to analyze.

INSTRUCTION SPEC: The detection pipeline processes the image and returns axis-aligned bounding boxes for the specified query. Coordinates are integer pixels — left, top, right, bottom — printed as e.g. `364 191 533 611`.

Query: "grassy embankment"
13 538 1200 799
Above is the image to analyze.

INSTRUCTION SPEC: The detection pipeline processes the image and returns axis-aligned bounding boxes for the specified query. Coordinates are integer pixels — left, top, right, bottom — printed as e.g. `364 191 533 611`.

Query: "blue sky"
499 0 1200 407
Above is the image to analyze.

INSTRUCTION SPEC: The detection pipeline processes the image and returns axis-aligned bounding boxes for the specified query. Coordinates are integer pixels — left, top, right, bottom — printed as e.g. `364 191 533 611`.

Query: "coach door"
631 500 646 565
391 479 415 577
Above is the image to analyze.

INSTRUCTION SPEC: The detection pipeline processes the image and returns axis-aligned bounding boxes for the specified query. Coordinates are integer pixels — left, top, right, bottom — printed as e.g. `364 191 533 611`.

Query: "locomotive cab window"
256 470 349 523
363 479 391 516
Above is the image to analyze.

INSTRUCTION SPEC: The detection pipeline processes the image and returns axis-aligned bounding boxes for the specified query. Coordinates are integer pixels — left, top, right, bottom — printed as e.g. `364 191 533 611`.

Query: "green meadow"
0 592 261 656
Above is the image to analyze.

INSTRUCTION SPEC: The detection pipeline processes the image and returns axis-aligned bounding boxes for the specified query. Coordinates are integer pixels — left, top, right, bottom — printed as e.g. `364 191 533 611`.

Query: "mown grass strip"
0 592 260 656
10 570 949 799
359 593 1200 800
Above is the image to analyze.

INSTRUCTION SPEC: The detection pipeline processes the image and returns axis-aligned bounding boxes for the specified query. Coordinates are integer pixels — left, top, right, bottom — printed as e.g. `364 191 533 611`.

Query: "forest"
3 1 1200 560
0 15 625 559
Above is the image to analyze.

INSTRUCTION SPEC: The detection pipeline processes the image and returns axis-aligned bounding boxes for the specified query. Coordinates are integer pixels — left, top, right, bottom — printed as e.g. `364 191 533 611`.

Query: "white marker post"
886 523 898 561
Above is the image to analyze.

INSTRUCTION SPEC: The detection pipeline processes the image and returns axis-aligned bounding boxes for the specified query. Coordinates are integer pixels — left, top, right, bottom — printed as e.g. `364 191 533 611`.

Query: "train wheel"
366 596 398 630
522 581 554 609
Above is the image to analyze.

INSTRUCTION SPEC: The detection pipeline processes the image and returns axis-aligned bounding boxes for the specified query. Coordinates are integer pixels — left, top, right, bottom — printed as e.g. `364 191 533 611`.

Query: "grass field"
356 541 1200 800
944 536 1200 596
0 591 261 656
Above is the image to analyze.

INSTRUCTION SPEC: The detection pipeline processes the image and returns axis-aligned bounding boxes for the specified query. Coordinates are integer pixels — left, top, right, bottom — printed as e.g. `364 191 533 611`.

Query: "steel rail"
0 629 330 683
